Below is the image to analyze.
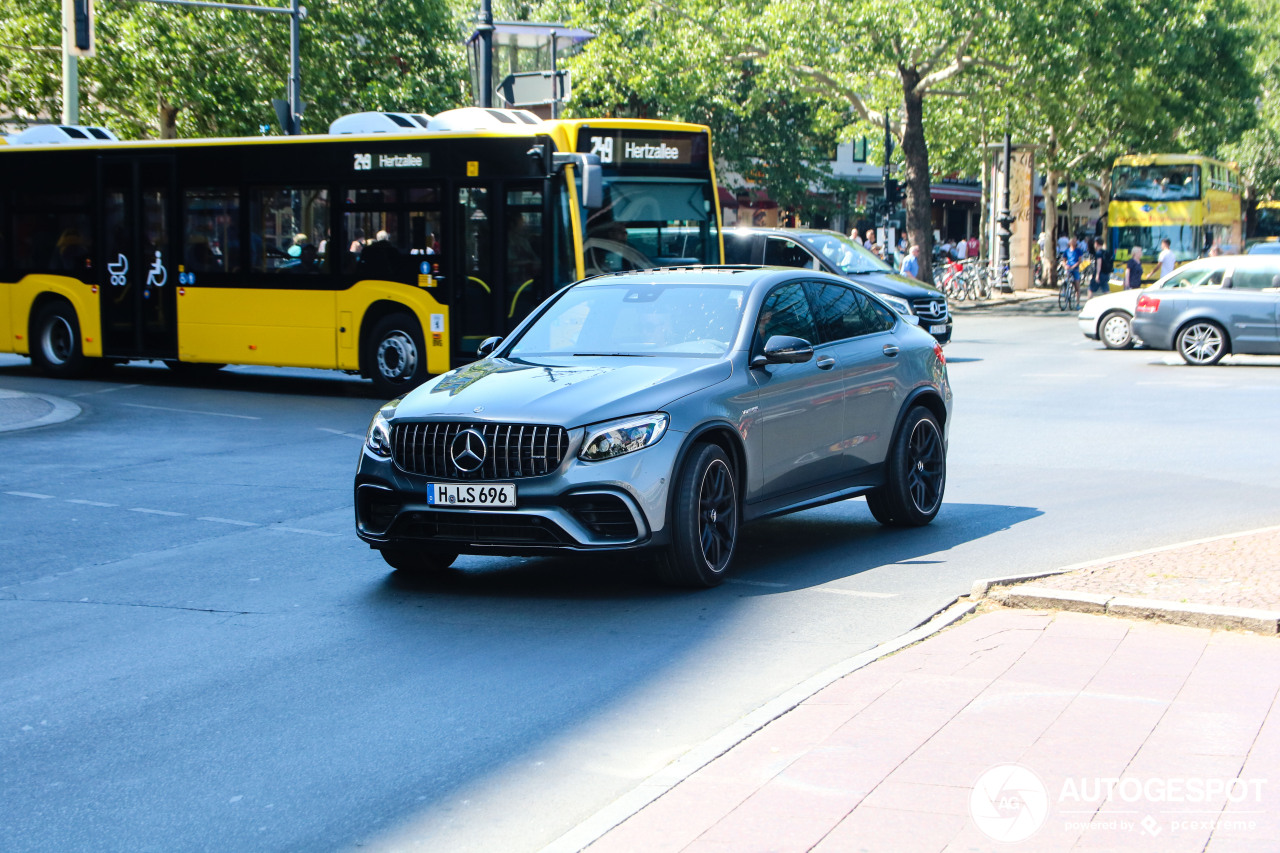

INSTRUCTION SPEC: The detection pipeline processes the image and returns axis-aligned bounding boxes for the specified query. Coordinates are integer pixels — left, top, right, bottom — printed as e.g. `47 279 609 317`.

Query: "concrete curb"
539 596 979 853
0 389 81 433
995 586 1280 634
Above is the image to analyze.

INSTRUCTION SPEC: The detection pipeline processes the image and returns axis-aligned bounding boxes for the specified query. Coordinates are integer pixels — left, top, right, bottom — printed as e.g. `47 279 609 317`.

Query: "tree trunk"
159 98 180 139
1043 168 1059 289
899 70 933 284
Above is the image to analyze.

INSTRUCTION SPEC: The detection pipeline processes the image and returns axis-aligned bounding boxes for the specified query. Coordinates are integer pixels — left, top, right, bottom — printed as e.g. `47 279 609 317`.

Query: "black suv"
724 227 952 344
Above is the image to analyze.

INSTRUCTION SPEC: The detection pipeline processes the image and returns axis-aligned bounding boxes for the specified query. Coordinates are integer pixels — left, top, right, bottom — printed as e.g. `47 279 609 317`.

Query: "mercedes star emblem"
450 428 488 472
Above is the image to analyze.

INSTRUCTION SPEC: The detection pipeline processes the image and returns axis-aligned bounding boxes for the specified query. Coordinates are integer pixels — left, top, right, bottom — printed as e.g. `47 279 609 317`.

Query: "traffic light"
885 179 901 206
67 0 94 57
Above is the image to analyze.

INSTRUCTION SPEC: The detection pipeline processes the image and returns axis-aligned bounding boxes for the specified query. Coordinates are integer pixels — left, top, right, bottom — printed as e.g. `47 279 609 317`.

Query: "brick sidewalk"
572 530 1280 853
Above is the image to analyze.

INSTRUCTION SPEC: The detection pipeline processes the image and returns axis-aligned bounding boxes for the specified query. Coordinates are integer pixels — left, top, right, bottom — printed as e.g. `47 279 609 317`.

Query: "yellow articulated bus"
1108 153 1243 284
0 108 724 395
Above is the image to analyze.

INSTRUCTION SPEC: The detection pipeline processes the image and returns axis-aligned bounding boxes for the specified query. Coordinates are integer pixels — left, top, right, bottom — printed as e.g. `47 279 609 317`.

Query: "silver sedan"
355 266 952 586
1130 256 1280 364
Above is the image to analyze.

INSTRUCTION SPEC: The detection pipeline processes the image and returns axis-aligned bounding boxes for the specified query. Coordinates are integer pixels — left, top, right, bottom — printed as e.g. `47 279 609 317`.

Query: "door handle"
882 344 900 357
816 356 836 370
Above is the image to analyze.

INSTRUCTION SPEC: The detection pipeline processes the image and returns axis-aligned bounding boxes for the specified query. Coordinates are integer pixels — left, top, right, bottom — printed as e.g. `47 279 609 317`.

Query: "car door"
1217 263 1280 354
749 281 846 497
806 280 905 473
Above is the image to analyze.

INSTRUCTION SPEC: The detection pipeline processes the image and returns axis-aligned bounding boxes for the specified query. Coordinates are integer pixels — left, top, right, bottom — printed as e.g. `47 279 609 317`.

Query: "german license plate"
427 483 516 508
930 324 948 334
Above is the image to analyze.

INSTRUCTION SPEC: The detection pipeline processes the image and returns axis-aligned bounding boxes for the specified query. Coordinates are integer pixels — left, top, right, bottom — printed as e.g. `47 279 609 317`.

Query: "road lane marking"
121 403 260 420
270 526 341 537
70 384 140 398
129 508 187 516
198 517 260 527
65 499 118 507
5 491 54 499
726 579 789 588
814 588 898 599
317 427 364 439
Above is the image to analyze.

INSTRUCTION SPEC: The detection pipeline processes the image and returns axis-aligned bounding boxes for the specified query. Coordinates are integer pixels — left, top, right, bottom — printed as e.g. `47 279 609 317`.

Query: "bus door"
503 182 549 333
98 156 178 360
451 184 497 357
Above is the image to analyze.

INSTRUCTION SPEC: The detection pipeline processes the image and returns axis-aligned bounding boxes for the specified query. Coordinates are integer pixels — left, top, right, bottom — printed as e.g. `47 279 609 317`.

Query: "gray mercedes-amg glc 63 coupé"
355 266 952 587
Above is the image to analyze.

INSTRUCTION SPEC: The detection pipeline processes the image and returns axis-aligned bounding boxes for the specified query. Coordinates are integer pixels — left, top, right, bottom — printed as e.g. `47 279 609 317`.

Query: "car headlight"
364 401 399 458
579 413 669 461
879 293 913 316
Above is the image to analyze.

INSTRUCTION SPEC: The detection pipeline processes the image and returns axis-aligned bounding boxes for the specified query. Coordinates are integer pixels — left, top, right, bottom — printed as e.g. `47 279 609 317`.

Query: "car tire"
1099 311 1134 349
380 546 459 575
866 406 946 527
31 299 90 378
366 311 428 397
1176 320 1228 366
655 443 738 588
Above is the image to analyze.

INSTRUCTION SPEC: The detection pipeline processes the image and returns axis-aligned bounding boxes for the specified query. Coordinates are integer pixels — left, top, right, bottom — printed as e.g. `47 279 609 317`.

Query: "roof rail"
329 112 432 135
427 107 543 132
9 124 119 145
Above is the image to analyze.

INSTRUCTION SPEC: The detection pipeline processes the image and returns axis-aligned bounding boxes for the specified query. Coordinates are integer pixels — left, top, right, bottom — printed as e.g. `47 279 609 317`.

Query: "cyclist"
1064 237 1085 291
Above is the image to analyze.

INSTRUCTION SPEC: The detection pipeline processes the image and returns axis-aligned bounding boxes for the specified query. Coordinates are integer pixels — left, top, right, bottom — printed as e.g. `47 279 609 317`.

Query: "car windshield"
1157 265 1224 289
508 283 748 358
796 232 894 274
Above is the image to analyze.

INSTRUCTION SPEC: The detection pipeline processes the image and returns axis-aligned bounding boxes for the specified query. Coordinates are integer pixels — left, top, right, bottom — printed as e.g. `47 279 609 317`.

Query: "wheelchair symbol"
108 253 129 287
145 251 167 287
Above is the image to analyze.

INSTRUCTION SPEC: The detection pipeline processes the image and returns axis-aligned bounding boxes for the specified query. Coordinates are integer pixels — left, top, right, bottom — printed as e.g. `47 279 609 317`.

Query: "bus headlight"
580 413 669 461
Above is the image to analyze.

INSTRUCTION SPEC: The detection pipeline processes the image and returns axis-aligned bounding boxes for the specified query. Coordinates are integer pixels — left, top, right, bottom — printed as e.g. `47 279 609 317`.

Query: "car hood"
846 270 946 300
392 356 733 427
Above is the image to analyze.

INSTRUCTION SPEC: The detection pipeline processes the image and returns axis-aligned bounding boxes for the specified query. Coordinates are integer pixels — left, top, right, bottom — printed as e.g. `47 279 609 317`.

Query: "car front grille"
912 297 949 322
392 421 570 480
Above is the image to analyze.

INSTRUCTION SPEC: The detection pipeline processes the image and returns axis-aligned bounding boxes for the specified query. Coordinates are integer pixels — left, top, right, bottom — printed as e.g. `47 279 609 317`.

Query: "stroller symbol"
145 251 167 287
108 253 129 287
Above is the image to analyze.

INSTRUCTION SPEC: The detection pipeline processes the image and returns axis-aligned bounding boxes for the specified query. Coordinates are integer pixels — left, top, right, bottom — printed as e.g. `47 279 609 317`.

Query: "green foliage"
1222 0 1280 199
0 0 467 138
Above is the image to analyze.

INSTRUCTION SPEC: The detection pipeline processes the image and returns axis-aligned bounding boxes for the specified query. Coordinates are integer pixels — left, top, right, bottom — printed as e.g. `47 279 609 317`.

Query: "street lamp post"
996 131 1015 293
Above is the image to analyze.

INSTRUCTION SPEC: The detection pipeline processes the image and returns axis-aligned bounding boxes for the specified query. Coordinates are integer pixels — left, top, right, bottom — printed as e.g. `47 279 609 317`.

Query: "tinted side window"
723 233 754 265
755 283 818 353
1231 266 1280 290
808 281 860 342
764 237 818 270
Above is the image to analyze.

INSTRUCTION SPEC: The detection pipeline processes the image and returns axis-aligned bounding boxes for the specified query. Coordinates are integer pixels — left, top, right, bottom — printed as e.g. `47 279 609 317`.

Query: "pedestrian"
849 228 863 246
1057 231 1070 254
967 235 979 259
1157 237 1176 279
955 237 968 261
900 244 921 279
1124 246 1144 290
1090 234 1113 297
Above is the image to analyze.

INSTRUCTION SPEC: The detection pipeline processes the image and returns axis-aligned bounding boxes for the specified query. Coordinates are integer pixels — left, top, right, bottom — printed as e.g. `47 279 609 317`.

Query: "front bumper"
354 427 685 557
1078 316 1099 339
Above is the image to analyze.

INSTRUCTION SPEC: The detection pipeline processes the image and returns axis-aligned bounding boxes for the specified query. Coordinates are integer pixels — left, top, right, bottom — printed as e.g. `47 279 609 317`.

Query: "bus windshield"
583 177 718 275
1113 164 1201 201
1256 203 1280 239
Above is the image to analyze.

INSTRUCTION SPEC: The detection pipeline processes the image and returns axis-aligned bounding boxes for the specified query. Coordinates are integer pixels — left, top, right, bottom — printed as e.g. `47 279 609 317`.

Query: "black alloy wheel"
31 299 88 378
866 406 946 527
366 311 428 397
657 443 738 588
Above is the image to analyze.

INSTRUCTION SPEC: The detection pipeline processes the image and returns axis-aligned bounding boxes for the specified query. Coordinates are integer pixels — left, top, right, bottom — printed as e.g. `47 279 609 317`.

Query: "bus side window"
250 187 330 273
13 190 92 278
184 188 241 273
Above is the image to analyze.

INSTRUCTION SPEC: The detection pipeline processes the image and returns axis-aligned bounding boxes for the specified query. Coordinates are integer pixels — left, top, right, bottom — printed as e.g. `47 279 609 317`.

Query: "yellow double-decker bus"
0 109 723 395
1108 154 1243 283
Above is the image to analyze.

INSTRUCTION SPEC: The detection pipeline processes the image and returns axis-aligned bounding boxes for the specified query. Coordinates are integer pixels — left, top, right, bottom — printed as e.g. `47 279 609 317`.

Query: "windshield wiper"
571 352 653 357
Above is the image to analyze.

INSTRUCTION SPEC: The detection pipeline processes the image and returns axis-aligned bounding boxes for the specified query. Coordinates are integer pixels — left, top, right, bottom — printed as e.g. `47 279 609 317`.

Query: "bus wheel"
31 300 88 378
367 312 427 397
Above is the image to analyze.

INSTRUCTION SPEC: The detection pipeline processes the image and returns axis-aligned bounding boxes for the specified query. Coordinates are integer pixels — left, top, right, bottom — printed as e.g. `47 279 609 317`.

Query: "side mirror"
751 335 814 368
903 314 920 326
476 336 503 358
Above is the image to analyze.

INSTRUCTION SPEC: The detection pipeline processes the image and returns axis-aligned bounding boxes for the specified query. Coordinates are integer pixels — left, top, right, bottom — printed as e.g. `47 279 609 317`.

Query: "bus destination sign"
353 151 431 172
578 130 706 168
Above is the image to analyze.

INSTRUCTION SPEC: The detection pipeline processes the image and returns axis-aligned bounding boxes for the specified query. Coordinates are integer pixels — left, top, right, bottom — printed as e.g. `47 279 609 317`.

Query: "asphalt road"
2 313 1279 853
